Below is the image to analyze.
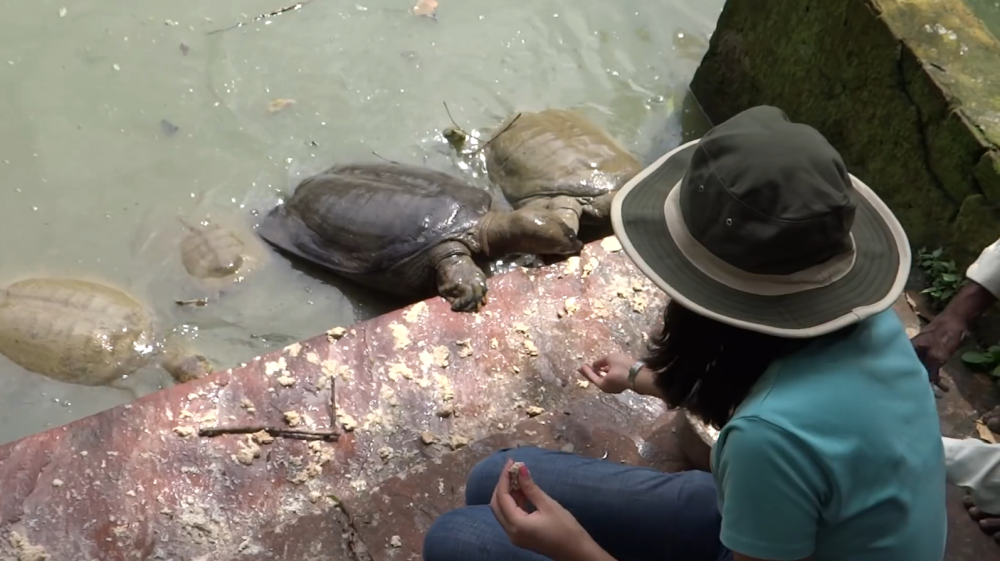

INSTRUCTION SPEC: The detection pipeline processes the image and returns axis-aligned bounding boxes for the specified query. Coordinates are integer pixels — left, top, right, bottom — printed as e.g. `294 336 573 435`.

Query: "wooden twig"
371 151 402 165
175 298 209 307
199 426 339 441
442 102 471 138
207 0 314 35
471 113 521 155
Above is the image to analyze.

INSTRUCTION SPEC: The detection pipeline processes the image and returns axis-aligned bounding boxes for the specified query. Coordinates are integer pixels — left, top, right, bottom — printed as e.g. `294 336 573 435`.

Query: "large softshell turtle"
256 162 583 312
447 109 642 234
0 279 210 386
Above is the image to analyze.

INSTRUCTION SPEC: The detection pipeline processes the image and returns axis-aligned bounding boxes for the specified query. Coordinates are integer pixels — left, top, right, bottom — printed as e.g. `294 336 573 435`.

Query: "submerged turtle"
0 278 211 386
178 217 268 284
445 109 642 234
256 162 583 312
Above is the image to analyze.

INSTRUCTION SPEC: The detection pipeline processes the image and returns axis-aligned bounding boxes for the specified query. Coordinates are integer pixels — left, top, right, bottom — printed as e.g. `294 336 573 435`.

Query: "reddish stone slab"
0 239 665 561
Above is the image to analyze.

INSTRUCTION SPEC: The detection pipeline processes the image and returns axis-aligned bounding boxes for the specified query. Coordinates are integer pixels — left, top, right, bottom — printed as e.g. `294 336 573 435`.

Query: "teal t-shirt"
711 310 947 561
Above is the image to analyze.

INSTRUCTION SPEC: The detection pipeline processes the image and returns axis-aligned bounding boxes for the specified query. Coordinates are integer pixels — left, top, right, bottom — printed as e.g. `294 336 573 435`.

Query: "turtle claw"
442 279 488 313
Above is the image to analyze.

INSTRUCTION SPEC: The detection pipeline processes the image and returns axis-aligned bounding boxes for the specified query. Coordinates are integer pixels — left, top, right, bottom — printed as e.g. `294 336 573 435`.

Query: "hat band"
663 180 857 296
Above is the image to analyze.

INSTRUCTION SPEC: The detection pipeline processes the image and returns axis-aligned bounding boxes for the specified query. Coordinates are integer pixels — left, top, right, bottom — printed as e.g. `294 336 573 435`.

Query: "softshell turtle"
445 109 642 234
178 217 268 285
0 278 211 386
256 162 583 312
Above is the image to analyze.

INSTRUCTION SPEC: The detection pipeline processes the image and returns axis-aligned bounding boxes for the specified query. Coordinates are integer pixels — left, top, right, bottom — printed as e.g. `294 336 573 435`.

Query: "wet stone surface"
0 239 996 560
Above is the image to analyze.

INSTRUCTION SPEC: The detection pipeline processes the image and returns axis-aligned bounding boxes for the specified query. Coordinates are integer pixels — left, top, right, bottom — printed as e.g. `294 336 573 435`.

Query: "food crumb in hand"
508 462 525 491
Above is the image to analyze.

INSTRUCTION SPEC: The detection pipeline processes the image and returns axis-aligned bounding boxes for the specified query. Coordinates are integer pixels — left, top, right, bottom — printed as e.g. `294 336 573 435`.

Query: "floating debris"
179 42 190 56
59 7 67 18
174 297 206 307
268 98 296 113
411 0 438 18
207 0 315 35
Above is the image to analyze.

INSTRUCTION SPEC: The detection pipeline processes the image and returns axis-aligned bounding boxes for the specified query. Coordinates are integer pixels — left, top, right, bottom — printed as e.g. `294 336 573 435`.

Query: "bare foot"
965 495 1000 543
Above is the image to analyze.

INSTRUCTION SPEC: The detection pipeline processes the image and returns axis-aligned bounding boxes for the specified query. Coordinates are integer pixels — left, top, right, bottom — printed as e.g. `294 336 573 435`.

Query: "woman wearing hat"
422 106 947 561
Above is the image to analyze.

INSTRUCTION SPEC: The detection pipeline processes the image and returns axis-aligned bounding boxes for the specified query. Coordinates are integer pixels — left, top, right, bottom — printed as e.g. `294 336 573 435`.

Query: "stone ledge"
690 0 1000 268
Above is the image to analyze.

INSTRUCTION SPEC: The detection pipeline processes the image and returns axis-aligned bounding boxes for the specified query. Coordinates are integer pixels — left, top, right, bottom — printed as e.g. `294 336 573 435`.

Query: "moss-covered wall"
690 0 1000 268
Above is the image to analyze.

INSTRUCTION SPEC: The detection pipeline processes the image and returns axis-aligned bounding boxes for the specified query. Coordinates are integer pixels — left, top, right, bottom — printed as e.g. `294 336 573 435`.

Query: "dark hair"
646 301 812 428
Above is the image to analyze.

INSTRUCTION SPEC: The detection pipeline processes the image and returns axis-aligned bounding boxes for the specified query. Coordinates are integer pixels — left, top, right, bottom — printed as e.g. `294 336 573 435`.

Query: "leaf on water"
268 98 296 113
412 0 438 17
976 420 997 444
180 42 190 56
160 119 179 137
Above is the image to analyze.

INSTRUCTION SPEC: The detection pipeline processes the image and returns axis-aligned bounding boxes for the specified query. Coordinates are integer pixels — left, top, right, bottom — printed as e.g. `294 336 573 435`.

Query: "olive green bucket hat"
611 105 910 337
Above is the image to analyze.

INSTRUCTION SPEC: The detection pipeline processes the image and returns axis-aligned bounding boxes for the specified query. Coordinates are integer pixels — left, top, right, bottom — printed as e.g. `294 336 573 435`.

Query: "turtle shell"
484 109 642 206
257 163 490 281
0 278 156 386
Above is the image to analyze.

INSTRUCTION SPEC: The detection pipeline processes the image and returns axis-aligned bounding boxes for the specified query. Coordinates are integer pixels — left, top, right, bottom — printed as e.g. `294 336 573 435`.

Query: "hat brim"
611 140 911 338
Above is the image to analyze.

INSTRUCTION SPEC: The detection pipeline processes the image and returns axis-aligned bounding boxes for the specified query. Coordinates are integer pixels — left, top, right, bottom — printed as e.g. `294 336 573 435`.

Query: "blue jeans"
423 447 732 561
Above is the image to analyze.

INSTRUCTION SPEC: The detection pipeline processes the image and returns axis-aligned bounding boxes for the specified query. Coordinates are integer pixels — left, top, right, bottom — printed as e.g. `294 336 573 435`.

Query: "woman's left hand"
490 459 595 560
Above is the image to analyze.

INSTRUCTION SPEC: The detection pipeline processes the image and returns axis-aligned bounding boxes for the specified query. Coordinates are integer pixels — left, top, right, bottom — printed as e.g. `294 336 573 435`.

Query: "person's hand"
911 314 966 392
578 353 634 394
490 459 595 560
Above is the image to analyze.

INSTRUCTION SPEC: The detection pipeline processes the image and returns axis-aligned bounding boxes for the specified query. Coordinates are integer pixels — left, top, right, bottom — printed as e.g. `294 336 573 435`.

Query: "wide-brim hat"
611 105 910 338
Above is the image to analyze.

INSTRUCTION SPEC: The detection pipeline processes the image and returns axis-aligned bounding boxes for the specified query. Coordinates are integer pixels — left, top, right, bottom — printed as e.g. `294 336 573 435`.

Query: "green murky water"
0 0 723 445
967 0 1000 36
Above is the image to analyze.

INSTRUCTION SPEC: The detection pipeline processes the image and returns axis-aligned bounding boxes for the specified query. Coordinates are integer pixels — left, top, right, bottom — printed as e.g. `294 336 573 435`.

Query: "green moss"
951 195 1000 266
691 0 1000 268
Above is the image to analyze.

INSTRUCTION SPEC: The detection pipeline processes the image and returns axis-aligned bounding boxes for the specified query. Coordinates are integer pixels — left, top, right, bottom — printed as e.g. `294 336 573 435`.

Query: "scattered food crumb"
490 337 499 349
632 294 648 313
284 342 302 357
601 237 623 253
338 412 358 432
560 297 580 318
240 398 256 415
388 362 415 381
277 374 295 387
236 437 262 466
576 379 590 389
508 462 525 491
268 98 296 113
309 491 322 503
283 411 302 427
562 256 581 276
582 257 598 277
252 430 274 445
420 431 437 445
512 365 521 374
326 326 348 341
112 63 121 71
403 301 427 322
173 426 196 438
7 531 48 561
305 351 321 365
390 535 403 548
59 7 67 17
379 447 395 462
456 338 473 358
390 323 412 349
526 406 545 417
433 346 450 368
448 434 470 450
435 405 454 418
52 479 64 488
560 443 575 453
632 279 644 292
513 322 529 334
522 340 539 357
264 357 287 376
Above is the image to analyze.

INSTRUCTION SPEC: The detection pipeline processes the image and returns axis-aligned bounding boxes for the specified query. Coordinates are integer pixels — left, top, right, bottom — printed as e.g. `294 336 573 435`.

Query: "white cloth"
965 238 1000 300
943 436 1000 513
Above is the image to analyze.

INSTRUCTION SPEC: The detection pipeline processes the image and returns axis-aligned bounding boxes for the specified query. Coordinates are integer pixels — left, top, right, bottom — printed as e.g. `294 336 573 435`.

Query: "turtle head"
484 208 583 257
442 126 468 153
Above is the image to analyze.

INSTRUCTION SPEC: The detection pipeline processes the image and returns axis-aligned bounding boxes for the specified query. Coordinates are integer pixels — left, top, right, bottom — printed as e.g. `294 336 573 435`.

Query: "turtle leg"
581 191 617 224
522 197 581 235
431 241 488 312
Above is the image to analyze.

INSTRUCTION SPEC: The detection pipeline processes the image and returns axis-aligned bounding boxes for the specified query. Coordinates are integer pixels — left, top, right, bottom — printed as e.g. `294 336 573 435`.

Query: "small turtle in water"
445 109 642 235
174 216 269 306
0 278 211 386
256 162 583 312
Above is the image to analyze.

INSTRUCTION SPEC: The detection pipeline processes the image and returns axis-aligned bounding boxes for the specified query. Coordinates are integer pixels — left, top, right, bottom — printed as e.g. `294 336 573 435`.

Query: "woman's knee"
423 506 510 561
465 447 548 505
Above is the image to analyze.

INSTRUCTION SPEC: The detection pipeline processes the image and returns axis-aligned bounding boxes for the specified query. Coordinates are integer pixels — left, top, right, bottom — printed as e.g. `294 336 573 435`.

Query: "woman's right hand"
578 353 636 394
